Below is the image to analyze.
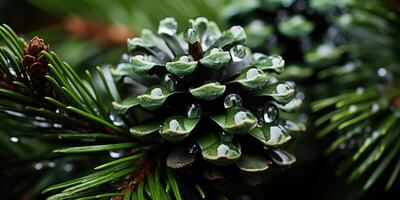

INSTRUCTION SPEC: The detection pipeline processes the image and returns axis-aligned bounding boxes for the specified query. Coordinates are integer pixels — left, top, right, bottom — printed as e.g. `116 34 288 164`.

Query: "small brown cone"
22 36 52 96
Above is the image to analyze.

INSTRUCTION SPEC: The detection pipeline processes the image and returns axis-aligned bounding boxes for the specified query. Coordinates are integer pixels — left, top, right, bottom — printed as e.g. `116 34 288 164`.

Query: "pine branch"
312 0 400 193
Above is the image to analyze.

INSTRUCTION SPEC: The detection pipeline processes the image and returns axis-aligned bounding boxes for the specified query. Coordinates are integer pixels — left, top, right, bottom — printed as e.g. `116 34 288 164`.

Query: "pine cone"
223 0 348 70
22 36 51 96
112 17 302 187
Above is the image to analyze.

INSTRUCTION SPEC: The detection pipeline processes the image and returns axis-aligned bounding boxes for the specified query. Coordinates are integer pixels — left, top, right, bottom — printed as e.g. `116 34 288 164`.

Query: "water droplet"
121 53 130 62
377 67 393 85
188 144 199 154
224 94 243 109
35 116 46 121
5 110 25 117
33 121 51 128
210 48 222 54
134 55 145 61
349 105 357 113
34 162 43 170
10 137 19 143
356 87 364 94
64 163 74 172
248 20 265 32
276 83 292 94
271 55 285 68
109 150 124 158
230 45 246 62
187 103 201 119
269 149 295 166
371 103 380 113
48 161 56 168
234 111 248 125
53 123 63 128
284 120 305 132
163 74 177 91
253 53 268 62
217 144 230 157
257 120 264 127
377 67 387 77
395 111 400 118
169 119 181 131
372 130 380 138
316 44 335 57
339 143 347 150
230 26 245 39
246 68 263 80
150 88 163 97
178 55 192 62
263 104 279 123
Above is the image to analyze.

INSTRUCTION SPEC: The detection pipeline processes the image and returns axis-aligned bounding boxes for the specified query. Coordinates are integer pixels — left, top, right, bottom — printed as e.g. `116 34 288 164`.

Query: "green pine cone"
112 17 301 173
223 0 349 78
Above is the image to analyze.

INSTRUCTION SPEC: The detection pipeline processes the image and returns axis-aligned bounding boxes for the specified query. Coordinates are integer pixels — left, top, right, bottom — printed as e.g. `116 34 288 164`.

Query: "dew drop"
48 161 56 168
187 103 201 119
316 44 335 57
163 74 177 91
188 144 199 154
230 45 246 62
34 162 43 170
169 119 181 131
10 137 19 143
276 83 292 94
246 68 263 80
224 94 243 109
64 163 74 172
5 110 25 117
377 67 393 85
53 123 63 128
217 144 230 157
371 103 380 113
234 111 248 125
178 55 192 62
349 105 357 113
248 20 265 32
395 111 400 118
269 149 295 166
372 130 380 138
263 103 279 123
257 120 264 127
253 53 268 62
150 88 163 97
134 55 145 61
356 87 364 94
210 48 222 54
284 120 305 132
121 53 130 62
270 55 285 68
109 150 124 158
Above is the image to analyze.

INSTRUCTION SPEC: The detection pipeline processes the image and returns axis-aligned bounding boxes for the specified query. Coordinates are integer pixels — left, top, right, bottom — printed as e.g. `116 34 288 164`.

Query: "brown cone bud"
22 36 51 96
